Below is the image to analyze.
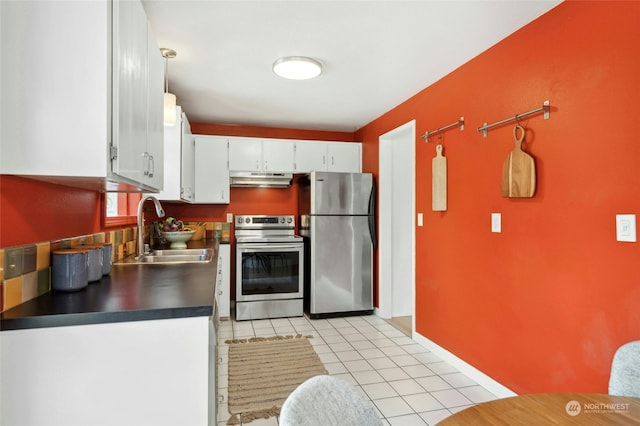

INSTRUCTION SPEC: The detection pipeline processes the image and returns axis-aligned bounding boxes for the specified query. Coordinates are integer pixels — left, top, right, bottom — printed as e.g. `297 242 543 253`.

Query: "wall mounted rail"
478 100 550 138
420 117 465 142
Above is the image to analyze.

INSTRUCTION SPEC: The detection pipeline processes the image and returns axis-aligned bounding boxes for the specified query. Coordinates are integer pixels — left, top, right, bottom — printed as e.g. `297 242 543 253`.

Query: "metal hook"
515 113 522 126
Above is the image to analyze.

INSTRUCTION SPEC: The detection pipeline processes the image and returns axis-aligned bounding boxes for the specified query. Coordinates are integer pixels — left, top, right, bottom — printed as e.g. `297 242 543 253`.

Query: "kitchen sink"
114 248 214 265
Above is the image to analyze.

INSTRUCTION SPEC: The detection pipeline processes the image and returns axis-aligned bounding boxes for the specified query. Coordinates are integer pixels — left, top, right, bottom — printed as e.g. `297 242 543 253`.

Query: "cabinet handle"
256 160 260 170
323 155 326 165
143 152 150 176
264 160 268 170
331 156 335 166
148 155 155 178
221 190 225 200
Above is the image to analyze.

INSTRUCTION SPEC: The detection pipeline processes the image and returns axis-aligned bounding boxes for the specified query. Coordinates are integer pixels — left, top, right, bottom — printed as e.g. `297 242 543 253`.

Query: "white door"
378 121 415 324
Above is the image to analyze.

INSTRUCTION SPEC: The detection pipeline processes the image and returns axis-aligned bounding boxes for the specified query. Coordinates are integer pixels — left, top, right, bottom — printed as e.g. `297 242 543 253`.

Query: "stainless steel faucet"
136 195 165 259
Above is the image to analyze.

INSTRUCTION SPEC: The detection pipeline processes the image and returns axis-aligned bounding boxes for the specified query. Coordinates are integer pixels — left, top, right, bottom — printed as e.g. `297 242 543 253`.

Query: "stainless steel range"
235 215 304 321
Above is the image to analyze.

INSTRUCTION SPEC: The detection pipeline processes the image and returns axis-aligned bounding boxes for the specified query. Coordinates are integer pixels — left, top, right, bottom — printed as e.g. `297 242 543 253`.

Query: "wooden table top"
437 393 640 425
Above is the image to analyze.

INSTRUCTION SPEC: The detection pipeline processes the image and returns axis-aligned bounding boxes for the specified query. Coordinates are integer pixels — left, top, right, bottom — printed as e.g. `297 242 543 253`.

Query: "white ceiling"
142 0 561 132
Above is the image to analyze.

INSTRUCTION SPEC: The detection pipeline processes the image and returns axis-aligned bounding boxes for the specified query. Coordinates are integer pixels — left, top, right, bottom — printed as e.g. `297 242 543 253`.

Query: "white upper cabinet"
263 139 296 173
227 137 263 171
180 113 195 202
326 142 361 172
112 0 149 185
145 23 165 190
228 138 296 173
0 0 163 192
154 107 192 201
294 141 361 173
294 141 329 172
193 136 230 204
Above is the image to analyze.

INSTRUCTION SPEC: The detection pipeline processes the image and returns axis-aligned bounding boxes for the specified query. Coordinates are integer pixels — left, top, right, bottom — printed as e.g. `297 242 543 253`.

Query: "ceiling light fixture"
273 56 322 80
161 48 177 126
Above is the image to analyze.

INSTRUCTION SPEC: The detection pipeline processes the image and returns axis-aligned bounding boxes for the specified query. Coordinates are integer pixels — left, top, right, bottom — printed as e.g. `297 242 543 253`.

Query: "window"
103 192 142 227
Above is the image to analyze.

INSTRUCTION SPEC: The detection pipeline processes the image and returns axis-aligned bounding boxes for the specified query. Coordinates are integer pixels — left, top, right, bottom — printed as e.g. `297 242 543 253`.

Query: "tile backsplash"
0 227 138 313
0 222 225 313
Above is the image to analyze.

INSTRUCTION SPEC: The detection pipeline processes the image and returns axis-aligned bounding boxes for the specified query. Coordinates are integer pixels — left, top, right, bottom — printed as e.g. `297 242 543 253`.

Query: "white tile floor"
216 314 498 426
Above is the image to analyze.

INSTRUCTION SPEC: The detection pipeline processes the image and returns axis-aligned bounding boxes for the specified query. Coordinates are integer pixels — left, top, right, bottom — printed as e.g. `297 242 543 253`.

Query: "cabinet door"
216 244 231 319
294 141 328 173
193 136 229 204
154 106 183 201
227 137 262 171
112 0 148 184
327 142 362 172
263 139 295 172
145 25 164 190
180 113 195 202
0 0 109 177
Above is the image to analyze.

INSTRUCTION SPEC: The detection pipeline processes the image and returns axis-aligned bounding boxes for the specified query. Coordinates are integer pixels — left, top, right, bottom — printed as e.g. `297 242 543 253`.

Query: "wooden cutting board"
432 144 447 211
501 125 536 197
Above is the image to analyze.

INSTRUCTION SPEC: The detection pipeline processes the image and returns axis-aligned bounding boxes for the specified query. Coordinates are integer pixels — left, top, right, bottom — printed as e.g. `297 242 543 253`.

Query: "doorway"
378 120 416 335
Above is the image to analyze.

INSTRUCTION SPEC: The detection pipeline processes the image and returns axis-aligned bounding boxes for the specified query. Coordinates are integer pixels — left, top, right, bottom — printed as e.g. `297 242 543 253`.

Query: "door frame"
377 120 416 329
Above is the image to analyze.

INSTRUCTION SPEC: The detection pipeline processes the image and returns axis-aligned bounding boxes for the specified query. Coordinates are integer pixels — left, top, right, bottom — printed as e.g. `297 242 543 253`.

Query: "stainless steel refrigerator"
299 172 375 318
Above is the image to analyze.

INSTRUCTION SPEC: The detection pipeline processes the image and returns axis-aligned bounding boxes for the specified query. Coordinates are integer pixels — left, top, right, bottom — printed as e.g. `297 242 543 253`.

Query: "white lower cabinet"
216 244 231 319
0 317 215 426
193 136 229 204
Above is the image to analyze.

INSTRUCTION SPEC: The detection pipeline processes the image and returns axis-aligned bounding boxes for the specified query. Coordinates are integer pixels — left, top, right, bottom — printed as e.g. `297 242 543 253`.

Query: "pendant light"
161 48 177 126
273 56 322 80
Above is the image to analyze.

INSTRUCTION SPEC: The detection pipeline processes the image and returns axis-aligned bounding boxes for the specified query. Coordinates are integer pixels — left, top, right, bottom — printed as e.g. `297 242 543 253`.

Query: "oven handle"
237 243 303 250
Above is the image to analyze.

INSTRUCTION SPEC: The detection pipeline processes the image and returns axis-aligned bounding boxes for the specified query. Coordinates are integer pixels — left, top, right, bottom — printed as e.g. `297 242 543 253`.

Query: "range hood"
229 172 293 188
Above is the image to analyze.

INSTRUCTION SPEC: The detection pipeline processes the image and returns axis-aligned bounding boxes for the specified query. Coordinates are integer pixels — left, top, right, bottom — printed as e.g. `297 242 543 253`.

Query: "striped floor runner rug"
226 335 327 425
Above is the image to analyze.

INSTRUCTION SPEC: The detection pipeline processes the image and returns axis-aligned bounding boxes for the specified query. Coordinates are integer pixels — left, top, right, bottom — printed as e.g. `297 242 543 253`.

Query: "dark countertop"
0 239 224 331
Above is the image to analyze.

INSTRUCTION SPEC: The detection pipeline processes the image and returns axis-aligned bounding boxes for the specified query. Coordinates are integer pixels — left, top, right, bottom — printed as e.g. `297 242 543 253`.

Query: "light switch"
491 213 501 233
417 213 423 227
616 214 636 242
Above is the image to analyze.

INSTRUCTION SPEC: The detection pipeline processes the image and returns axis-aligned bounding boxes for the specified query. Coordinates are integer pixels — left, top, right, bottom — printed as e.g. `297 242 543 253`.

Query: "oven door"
236 243 304 302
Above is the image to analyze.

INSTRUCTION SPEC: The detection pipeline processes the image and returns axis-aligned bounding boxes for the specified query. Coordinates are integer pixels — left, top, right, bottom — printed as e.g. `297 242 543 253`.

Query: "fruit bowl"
161 230 196 249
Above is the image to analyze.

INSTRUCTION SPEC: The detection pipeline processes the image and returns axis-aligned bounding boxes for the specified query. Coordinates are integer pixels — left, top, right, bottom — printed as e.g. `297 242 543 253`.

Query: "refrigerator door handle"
368 182 377 249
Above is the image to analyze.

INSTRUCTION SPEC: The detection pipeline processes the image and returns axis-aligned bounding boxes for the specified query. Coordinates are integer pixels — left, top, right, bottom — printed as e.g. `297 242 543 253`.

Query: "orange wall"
356 1 640 394
0 176 102 247
191 122 355 142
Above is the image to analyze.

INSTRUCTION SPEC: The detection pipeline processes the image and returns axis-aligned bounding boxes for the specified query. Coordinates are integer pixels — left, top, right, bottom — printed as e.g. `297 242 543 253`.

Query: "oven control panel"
235 215 295 229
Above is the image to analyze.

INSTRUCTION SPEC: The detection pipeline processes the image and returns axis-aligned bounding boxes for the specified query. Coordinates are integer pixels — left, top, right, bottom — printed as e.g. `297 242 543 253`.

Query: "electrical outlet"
417 213 423 227
616 214 636 242
491 213 501 233
226 213 233 223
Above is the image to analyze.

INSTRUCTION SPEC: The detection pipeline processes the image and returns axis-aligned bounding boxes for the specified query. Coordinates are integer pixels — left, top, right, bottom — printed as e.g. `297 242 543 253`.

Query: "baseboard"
412 332 517 398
